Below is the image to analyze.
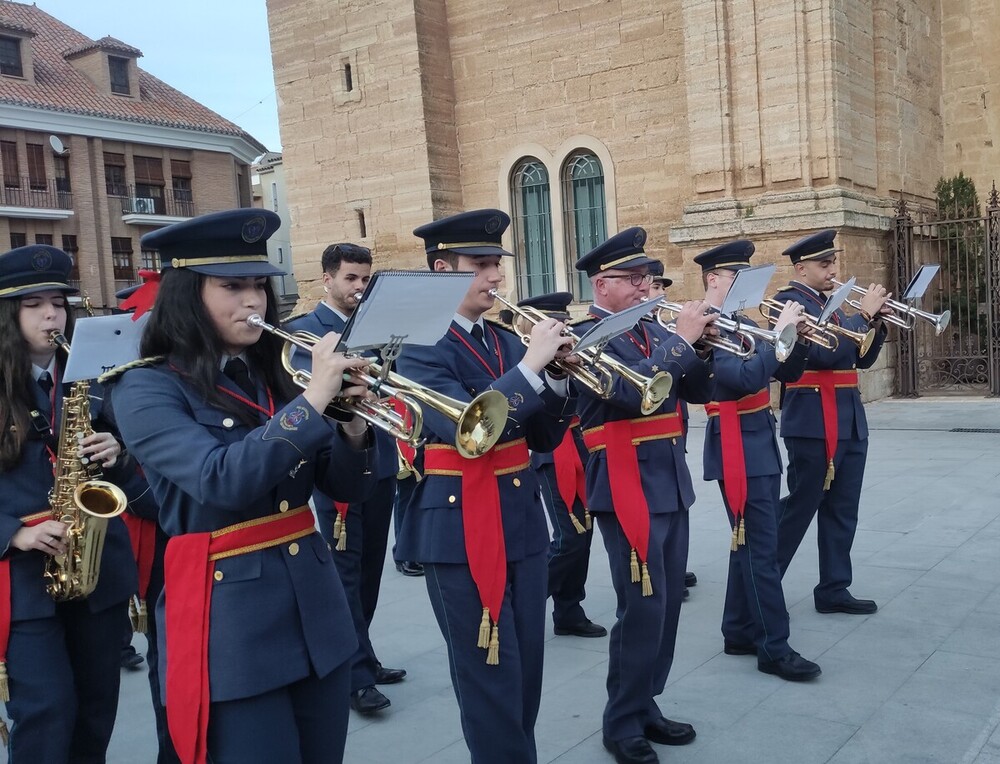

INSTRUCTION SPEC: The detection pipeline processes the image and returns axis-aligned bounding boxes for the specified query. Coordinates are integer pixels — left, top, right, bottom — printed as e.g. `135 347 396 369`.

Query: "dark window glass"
34 234 52 245
510 158 555 298
54 156 71 193
26 143 45 190
9 232 26 248
104 153 126 196
111 237 134 281
109 56 129 95
561 152 607 301
63 235 80 283
2 141 19 188
0 36 23 78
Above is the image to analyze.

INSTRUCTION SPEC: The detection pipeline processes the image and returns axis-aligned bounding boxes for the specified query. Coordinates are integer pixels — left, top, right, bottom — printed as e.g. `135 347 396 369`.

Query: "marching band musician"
285 242 407 715
774 230 890 615
110 209 377 764
518 292 607 640
0 244 148 762
573 228 716 764
394 209 575 764
694 241 822 681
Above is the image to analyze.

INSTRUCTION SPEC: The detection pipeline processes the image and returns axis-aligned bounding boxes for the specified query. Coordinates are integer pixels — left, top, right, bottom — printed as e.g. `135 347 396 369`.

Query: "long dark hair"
0 296 75 471
138 268 299 426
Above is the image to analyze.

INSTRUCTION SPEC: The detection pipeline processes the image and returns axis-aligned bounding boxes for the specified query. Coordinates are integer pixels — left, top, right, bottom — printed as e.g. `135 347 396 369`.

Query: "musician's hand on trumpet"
770 300 808 339
301 332 371 416
673 300 720 348
858 283 891 323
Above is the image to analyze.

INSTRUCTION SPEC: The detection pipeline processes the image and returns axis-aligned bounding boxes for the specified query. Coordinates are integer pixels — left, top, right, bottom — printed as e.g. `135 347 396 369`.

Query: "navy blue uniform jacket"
774 282 888 441
393 321 575 564
113 360 376 702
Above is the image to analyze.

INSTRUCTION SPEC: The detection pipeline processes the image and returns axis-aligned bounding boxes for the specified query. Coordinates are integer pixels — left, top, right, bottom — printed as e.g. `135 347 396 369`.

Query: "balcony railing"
0 176 73 209
112 185 197 219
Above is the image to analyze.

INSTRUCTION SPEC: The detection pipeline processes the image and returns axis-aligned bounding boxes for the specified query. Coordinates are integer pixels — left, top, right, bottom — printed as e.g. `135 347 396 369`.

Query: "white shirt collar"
452 313 485 335
31 358 57 382
219 352 249 372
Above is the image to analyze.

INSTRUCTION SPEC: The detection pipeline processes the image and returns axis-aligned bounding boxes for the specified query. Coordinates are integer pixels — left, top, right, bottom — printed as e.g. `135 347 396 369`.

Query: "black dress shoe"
723 641 756 656
374 665 407 685
603 735 658 764
553 619 607 638
395 560 424 577
643 716 696 746
758 651 822 681
685 571 698 587
350 686 391 714
815 595 877 615
120 647 144 671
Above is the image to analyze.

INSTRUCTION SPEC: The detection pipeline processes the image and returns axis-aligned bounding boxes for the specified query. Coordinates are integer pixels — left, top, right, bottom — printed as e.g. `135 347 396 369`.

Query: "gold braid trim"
98 356 167 384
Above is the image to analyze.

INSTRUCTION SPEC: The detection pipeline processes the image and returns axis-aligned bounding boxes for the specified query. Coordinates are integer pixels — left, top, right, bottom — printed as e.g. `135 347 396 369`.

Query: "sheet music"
63 313 151 382
573 300 658 354
338 270 474 352
720 264 776 316
901 264 940 301
820 277 856 324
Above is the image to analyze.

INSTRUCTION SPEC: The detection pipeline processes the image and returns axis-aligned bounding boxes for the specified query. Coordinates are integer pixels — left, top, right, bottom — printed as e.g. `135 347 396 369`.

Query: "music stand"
720 264 776 316
901 264 940 302
63 313 151 382
820 277 856 324
574 300 659 358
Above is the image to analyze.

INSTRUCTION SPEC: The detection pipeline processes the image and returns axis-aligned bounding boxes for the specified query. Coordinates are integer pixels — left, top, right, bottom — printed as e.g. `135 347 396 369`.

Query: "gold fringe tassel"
333 513 347 551
0 716 8 747
486 624 500 665
477 607 491 649
129 597 139 631
641 563 653 597
737 518 746 547
570 512 585 534
731 523 739 552
129 597 148 634
0 661 9 703
584 510 592 531
630 549 640 583
823 459 835 491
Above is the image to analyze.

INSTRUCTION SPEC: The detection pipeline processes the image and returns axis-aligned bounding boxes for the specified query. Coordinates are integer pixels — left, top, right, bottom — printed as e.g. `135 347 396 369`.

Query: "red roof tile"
0 1 265 151
64 35 143 60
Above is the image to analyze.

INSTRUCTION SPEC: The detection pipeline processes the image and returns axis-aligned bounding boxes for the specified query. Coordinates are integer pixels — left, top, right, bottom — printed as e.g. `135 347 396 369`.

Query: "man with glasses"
574 228 716 764
285 243 407 715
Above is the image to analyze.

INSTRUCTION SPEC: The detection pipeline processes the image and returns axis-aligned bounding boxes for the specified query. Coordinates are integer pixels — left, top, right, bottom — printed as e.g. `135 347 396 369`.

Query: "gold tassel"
641 563 653 596
584 510 592 531
332 513 343 541
335 525 347 551
823 459 835 491
731 524 739 552
0 716 8 747
737 518 746 546
477 607 491 649
129 597 139 632
570 512 585 534
136 599 148 634
486 624 500 665
630 549 640 583
0 661 9 703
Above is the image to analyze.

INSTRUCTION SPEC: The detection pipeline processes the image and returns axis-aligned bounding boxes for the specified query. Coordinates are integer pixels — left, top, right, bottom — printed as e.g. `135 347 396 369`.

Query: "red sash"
785 370 859 490
552 418 588 533
582 413 684 595
704 389 772 549
422 439 530 665
122 514 156 633
163 507 315 764
0 510 51 702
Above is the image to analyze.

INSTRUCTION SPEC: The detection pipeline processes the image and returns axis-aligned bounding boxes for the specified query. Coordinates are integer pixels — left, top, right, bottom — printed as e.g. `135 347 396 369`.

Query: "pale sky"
32 0 283 152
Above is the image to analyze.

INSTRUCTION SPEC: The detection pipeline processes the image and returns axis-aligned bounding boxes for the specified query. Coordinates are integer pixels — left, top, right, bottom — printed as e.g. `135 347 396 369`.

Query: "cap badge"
31 249 52 271
484 215 502 235
632 230 646 248
241 216 267 243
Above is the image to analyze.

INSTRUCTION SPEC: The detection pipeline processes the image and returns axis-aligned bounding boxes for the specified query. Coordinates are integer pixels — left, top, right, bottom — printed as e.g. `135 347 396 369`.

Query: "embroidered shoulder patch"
280 405 310 431
671 344 685 357
507 392 525 410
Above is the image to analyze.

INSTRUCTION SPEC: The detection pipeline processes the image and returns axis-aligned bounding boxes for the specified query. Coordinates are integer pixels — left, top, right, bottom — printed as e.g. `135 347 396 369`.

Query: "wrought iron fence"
111 185 196 218
0 176 73 209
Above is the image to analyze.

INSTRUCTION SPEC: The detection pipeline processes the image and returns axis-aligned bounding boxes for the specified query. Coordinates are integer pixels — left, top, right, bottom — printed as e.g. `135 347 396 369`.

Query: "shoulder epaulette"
484 316 515 333
281 312 309 326
98 356 166 384
568 315 594 328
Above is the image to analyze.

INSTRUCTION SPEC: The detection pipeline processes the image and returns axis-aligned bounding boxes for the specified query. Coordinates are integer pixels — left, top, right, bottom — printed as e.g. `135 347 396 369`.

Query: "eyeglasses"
601 273 654 286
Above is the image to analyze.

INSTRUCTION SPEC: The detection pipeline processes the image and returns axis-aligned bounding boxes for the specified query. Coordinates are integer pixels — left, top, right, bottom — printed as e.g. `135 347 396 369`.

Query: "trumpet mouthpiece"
246 314 265 328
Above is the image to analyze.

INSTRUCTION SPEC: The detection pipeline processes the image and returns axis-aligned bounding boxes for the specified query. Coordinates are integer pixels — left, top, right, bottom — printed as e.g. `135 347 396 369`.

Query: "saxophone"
44 331 128 601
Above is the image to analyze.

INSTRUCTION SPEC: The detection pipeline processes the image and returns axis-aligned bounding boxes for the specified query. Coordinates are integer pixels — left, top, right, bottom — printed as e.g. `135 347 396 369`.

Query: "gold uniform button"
448 495 456 504
213 571 224 582
279 500 289 512
513 478 522 487
222 417 235 429
288 542 300 556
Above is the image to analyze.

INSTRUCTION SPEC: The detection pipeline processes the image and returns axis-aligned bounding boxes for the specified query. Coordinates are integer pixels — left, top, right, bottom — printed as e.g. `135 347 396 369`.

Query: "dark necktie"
37 372 53 396
470 323 488 351
223 358 256 399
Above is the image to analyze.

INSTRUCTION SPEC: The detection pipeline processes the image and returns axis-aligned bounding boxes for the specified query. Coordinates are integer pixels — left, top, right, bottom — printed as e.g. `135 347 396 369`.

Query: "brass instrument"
759 299 876 356
650 299 797 362
248 315 508 458
830 278 951 335
45 332 128 601
489 290 672 416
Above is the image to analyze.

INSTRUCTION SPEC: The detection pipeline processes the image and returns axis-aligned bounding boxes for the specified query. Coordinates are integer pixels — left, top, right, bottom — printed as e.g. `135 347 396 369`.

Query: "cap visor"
444 245 513 257
2 283 79 299
603 254 658 272
186 261 286 278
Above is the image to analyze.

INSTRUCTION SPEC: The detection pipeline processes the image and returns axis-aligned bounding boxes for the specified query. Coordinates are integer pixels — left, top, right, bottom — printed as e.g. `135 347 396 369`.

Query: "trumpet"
489 291 672 415
830 279 951 335
247 315 509 458
759 299 876 356
650 300 798 362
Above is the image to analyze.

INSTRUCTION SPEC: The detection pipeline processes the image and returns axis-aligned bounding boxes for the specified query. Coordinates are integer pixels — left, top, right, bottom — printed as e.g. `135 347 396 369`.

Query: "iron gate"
893 185 1000 396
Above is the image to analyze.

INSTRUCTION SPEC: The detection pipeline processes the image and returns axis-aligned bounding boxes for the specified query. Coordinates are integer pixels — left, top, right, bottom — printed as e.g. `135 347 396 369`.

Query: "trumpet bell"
455 390 509 458
933 309 951 335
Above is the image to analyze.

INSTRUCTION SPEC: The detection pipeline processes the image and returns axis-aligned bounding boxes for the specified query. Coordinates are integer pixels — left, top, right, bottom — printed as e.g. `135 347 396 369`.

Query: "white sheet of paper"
820 277 856 324
339 270 474 351
62 313 150 382
573 300 658 354
720 264 776 316
901 263 940 301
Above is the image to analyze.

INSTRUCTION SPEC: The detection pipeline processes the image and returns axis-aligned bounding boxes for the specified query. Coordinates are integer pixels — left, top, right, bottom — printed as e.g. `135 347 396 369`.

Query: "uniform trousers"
6 598 127 763
718 475 791 661
536 463 593 628
205 661 350 764
391 475 417 565
424 551 547 764
317 477 396 690
777 436 869 606
596 510 688 741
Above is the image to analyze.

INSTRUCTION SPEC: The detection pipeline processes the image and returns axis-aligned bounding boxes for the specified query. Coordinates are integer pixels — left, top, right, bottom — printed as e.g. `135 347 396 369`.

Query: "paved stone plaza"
36 397 1000 764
